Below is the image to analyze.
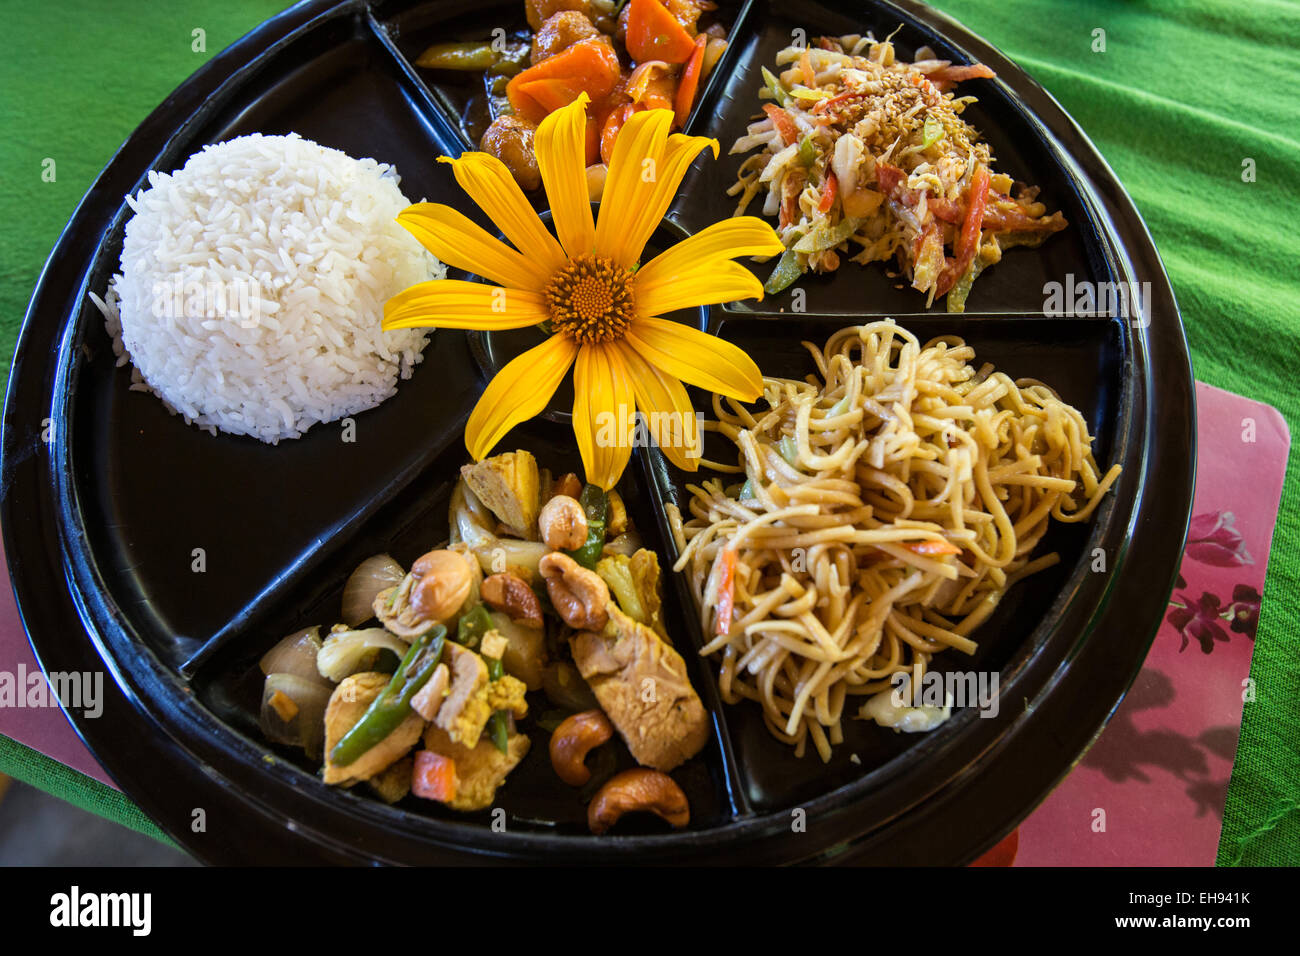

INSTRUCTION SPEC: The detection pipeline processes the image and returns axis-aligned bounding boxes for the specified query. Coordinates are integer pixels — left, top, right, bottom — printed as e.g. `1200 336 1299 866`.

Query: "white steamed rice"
91 133 442 443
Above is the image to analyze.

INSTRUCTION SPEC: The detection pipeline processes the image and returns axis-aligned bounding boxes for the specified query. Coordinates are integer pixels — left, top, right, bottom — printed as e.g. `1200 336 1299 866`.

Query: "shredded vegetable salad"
729 32 1068 311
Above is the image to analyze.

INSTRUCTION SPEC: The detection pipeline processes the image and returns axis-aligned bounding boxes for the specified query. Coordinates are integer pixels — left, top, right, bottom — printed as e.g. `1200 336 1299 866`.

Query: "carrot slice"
935 163 991 297
584 112 603 167
600 103 636 165
762 103 799 146
714 548 737 636
818 173 838 214
799 49 816 87
674 35 708 128
901 539 963 557
506 38 622 124
411 750 457 803
626 0 697 64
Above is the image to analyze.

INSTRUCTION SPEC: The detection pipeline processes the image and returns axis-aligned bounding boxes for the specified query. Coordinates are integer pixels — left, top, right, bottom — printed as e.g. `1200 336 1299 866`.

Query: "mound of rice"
92 133 442 443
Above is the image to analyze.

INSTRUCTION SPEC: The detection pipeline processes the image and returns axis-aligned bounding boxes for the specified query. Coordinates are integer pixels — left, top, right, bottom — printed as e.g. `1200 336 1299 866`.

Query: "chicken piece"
461 450 541 540
525 0 592 31
531 11 600 64
322 672 424 785
423 725 531 812
665 0 704 31
481 116 541 191
569 606 708 772
367 754 414 804
434 642 490 746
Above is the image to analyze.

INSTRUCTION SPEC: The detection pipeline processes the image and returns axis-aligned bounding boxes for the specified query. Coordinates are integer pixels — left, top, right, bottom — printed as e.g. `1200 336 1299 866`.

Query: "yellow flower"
383 94 784 489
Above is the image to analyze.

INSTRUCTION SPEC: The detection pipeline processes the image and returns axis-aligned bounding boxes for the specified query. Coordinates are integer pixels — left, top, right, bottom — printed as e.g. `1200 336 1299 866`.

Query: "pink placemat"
0 542 117 788
0 382 1290 860
1011 381 1289 866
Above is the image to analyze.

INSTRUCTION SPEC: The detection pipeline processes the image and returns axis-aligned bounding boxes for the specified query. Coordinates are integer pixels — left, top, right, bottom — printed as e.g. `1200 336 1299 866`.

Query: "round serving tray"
2 0 1195 864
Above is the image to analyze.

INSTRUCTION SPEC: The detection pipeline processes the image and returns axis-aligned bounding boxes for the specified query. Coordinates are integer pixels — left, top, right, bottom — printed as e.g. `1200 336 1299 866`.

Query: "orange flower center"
545 254 636 344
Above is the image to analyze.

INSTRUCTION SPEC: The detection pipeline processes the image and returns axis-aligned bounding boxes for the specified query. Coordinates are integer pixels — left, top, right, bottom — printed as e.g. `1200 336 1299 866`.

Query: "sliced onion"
259 627 325 683
604 532 644 557
702 37 728 80
488 611 546 690
317 628 411 683
450 480 548 576
260 673 331 760
627 60 670 103
342 554 405 626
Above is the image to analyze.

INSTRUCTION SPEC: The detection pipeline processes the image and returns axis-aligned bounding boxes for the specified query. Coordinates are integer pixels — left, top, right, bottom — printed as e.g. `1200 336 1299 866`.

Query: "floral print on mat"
1166 511 1261 653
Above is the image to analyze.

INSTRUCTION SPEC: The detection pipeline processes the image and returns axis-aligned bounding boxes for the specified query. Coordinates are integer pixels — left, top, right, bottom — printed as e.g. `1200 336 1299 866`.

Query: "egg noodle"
669 321 1121 760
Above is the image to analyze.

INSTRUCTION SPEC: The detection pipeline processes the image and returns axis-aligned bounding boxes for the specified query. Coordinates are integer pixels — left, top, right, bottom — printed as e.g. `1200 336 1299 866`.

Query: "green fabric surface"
0 734 174 846
1 1 1297 863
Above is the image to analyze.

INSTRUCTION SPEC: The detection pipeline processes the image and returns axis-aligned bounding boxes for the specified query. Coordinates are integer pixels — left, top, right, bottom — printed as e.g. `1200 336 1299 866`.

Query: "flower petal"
397 204 550 290
465 335 579 460
573 343 635 490
635 216 785 290
384 279 550 331
615 341 700 472
594 120 719 267
535 93 596 259
634 260 766 316
438 153 566 273
624 316 762 402
592 109 665 266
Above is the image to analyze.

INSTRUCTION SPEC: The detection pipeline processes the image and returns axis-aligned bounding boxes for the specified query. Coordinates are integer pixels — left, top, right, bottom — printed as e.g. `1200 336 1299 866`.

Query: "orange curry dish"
417 0 730 194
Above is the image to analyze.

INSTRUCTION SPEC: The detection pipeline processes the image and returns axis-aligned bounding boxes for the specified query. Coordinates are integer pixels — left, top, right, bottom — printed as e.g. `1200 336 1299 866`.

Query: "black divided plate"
1 0 1195 864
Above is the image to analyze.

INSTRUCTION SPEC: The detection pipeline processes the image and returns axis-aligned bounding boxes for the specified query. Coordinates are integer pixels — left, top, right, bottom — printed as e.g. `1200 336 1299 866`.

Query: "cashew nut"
549 709 614 786
409 550 473 622
480 572 543 627
374 549 473 638
538 494 589 551
587 768 690 834
539 551 609 631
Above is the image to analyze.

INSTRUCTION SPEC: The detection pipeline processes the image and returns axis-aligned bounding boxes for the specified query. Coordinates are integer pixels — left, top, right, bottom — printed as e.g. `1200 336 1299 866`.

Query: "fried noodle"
670 321 1121 760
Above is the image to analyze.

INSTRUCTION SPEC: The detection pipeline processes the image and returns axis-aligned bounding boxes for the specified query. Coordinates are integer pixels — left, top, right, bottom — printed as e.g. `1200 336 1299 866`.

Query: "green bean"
487 710 509 755
565 484 608 569
484 653 509 754
329 626 446 767
456 604 493 650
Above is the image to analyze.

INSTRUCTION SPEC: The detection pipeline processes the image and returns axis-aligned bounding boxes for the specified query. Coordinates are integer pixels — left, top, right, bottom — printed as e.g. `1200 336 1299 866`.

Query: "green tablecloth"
2 0 1296 864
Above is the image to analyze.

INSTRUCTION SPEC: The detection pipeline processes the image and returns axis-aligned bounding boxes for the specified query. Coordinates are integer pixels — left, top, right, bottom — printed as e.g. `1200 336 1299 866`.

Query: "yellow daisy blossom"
383 93 785 489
